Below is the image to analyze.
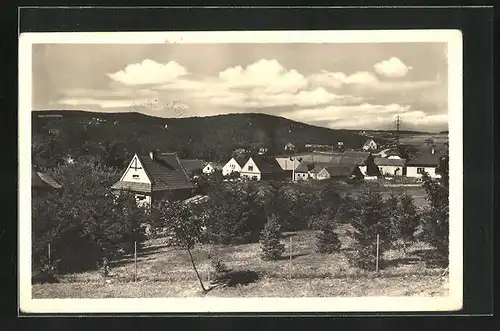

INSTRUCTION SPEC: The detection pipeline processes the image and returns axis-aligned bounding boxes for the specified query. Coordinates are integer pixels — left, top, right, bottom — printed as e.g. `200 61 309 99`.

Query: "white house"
240 156 286 181
111 150 195 207
374 157 406 177
222 156 248 176
202 162 223 175
362 139 378 151
406 147 443 178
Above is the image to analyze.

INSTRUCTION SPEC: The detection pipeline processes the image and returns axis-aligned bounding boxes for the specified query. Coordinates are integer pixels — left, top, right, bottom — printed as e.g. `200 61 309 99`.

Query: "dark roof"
32 169 62 189
374 157 406 166
234 156 249 167
322 164 358 177
250 155 284 174
112 153 195 192
180 159 204 173
407 149 444 167
340 151 371 165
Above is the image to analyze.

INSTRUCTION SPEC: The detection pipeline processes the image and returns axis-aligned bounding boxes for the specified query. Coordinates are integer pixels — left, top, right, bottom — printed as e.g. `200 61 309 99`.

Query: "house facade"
111 151 195 207
406 148 443 178
240 156 286 181
374 157 406 176
222 157 248 176
362 139 378 151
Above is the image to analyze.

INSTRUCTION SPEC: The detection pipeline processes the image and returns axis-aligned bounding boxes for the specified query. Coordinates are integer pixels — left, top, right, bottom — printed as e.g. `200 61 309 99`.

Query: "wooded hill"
32 110 386 169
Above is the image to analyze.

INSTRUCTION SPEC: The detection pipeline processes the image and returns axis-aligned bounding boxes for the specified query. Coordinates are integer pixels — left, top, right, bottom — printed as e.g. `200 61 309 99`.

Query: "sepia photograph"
19 30 463 313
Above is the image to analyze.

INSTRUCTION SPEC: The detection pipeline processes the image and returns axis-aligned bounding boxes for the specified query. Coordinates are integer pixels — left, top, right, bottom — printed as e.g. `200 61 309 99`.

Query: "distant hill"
32 110 388 167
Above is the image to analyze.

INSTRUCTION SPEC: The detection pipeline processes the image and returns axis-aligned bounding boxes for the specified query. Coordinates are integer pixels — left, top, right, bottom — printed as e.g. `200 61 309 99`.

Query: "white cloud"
106 59 188 86
373 57 413 78
218 59 308 93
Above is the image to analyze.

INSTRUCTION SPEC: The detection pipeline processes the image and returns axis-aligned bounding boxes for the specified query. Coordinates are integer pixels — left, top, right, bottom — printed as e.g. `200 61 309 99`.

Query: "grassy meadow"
33 224 448 298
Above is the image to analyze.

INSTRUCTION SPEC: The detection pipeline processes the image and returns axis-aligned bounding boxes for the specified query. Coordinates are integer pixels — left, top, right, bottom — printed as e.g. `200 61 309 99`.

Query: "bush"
210 255 229 275
32 156 148 274
260 214 285 261
315 218 341 254
347 243 379 271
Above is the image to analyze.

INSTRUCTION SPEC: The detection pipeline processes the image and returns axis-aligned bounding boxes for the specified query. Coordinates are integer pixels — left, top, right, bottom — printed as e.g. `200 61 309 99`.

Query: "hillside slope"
32 110 384 167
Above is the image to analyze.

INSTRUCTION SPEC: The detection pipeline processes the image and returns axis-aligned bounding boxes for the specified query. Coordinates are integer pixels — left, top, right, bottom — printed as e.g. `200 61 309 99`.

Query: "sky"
32 42 448 132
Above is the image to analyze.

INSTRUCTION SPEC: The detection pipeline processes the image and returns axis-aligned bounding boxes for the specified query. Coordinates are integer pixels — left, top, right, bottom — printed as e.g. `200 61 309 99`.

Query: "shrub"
315 218 341 254
210 255 229 275
260 214 285 261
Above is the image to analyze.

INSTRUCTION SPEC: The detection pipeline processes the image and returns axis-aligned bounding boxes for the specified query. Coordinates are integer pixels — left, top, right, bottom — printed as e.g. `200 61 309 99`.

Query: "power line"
394 115 402 145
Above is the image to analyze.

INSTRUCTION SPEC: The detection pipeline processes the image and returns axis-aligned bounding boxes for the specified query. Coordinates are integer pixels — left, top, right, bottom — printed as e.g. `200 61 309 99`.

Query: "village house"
222 156 248 177
202 162 224 175
406 147 443 178
374 157 406 177
111 150 195 206
362 139 378 151
316 164 364 181
293 151 378 180
240 155 286 181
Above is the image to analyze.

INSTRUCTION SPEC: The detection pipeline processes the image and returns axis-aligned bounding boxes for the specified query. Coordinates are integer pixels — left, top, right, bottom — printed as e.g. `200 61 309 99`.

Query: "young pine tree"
315 217 341 254
390 193 420 256
347 189 392 271
260 214 285 261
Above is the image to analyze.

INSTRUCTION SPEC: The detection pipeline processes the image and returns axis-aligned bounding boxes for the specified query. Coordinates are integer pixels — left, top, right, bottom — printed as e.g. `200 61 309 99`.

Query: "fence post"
289 236 293 280
375 234 380 273
48 243 51 265
134 241 137 282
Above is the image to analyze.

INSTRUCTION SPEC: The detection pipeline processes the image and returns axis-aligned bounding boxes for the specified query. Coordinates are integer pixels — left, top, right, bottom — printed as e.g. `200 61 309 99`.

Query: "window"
417 167 425 174
230 164 235 169
136 195 146 201
248 165 254 171
132 174 139 179
378 167 383 173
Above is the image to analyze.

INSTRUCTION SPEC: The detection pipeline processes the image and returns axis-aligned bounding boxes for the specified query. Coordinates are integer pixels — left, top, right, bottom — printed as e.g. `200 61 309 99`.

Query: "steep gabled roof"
407 151 443 167
234 156 249 167
341 151 371 165
322 164 358 177
32 169 62 189
112 153 195 192
250 155 284 174
180 159 204 174
374 157 406 166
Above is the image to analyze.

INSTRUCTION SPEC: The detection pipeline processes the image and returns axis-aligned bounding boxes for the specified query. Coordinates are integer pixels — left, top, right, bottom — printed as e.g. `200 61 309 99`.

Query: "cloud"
106 59 188 86
218 59 308 93
373 57 413 78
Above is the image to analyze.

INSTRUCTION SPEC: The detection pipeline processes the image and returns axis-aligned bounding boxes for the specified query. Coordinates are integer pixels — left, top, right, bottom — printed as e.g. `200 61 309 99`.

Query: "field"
396 133 448 146
33 225 448 298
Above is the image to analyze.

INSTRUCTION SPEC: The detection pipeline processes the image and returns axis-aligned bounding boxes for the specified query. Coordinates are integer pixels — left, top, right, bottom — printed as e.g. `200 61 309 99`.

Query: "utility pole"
394 115 402 145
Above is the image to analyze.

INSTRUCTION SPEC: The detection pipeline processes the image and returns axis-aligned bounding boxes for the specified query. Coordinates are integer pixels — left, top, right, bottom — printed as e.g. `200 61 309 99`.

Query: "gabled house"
202 162 224 175
294 161 315 181
316 164 364 181
362 139 378 151
222 156 248 177
374 157 406 177
240 155 286 181
111 150 195 206
406 147 444 178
